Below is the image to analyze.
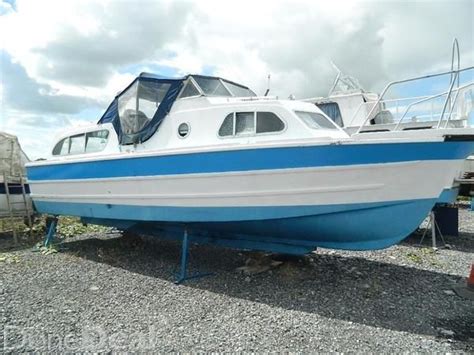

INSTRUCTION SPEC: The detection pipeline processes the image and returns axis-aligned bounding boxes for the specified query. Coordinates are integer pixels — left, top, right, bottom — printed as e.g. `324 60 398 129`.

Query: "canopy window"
193 77 232 97
179 80 201 98
223 81 256 97
118 81 171 135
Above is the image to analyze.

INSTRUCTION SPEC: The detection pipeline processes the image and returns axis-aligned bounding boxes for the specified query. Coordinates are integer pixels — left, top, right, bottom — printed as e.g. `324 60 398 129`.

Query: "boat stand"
44 216 58 247
419 211 446 249
175 228 213 284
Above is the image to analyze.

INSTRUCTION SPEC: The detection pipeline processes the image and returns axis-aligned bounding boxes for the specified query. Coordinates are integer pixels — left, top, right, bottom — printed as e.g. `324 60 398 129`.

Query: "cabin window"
193 77 232 97
218 111 285 137
52 130 109 156
180 80 201 98
219 114 234 136
118 80 171 134
235 112 255 135
85 130 109 153
69 134 86 155
295 111 338 130
52 137 70 156
316 102 343 127
177 123 190 138
256 112 285 133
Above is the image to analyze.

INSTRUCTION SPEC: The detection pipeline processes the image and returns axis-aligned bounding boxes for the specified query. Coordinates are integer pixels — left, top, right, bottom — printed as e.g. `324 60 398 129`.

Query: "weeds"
405 247 442 266
0 252 21 263
1 216 111 240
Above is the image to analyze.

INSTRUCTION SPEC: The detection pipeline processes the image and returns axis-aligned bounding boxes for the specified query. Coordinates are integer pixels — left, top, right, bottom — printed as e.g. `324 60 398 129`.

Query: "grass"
0 252 21 263
0 215 112 245
405 247 442 266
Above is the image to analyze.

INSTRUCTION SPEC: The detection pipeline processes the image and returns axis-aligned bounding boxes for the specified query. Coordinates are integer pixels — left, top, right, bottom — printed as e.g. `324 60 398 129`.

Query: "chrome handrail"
354 66 474 134
443 80 466 128
347 95 432 127
392 82 474 130
450 38 460 91
436 71 459 128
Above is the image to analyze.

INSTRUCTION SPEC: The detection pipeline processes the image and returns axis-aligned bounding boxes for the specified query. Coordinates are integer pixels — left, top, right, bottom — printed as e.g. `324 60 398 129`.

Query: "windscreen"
295 111 339 130
193 77 232 96
223 81 256 97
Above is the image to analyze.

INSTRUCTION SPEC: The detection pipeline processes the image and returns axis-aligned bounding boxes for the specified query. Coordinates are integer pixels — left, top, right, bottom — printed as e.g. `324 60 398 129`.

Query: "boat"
304 60 474 202
0 132 33 222
25 73 474 256
305 68 473 135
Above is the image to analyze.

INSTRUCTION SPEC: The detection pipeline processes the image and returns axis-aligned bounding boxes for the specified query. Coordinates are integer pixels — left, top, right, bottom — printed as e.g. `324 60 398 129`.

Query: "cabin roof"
97 72 256 145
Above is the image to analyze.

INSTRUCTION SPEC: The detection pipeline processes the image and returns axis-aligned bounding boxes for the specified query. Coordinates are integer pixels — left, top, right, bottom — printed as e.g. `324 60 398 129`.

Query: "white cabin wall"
43 96 349 162
330 95 366 127
311 93 381 128
148 97 347 151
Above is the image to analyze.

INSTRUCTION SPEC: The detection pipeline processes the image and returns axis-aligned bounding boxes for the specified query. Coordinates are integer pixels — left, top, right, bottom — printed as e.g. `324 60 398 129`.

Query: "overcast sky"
0 0 473 159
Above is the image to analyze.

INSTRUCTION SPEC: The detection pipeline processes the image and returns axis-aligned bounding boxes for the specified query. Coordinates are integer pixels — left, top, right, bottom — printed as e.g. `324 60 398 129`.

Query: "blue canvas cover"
98 73 184 145
97 72 255 145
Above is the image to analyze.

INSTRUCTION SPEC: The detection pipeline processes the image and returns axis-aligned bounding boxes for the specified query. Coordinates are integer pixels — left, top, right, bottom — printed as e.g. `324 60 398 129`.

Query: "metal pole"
450 38 460 91
3 172 17 244
44 217 58 247
176 228 189 284
20 176 33 238
444 84 463 128
436 71 459 128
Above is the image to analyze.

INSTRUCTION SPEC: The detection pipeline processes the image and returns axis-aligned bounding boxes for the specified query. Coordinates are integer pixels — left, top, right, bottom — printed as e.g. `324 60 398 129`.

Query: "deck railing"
353 66 474 134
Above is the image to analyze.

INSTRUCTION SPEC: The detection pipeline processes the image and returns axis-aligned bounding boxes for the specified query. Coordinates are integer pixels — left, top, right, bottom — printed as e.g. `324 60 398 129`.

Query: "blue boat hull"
28 138 474 254
37 197 435 254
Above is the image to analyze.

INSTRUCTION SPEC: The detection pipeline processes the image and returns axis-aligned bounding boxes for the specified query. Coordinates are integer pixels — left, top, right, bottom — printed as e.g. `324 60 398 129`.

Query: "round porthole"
178 123 190 138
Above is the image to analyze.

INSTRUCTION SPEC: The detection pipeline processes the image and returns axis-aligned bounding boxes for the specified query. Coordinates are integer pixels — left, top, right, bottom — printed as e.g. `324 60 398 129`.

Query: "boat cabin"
305 92 393 129
49 73 348 159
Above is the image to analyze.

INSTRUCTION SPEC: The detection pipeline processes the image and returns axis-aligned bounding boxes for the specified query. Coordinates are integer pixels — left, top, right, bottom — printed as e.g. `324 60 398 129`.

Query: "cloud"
158 0 473 98
0 1 14 15
0 49 103 160
1 50 100 114
2 0 194 88
1 110 89 160
0 0 473 159
3 0 472 99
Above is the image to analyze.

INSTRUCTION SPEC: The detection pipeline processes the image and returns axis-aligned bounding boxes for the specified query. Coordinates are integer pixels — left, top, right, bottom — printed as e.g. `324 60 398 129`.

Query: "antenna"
328 61 342 96
264 74 271 96
328 60 364 95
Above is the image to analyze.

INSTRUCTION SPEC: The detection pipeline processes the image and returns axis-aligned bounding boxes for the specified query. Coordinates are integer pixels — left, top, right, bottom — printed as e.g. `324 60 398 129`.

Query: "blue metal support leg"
175 228 213 284
44 216 58 247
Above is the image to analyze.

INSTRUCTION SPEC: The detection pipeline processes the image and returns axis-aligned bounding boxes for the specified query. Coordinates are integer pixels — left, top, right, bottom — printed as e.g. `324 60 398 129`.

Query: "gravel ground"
1 207 473 352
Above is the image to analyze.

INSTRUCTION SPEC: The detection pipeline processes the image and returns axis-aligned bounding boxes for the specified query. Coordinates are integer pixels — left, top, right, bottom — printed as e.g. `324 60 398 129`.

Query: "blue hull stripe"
34 199 431 222
27 141 474 181
34 198 436 251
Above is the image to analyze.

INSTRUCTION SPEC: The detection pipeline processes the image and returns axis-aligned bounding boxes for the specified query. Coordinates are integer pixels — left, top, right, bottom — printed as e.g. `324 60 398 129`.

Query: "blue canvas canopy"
98 72 255 145
98 73 184 145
